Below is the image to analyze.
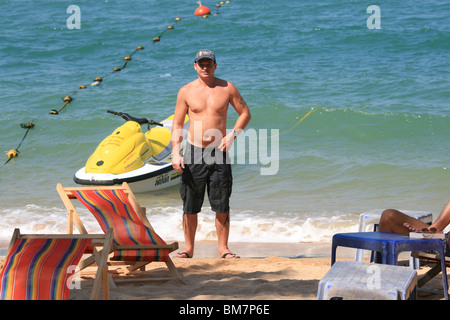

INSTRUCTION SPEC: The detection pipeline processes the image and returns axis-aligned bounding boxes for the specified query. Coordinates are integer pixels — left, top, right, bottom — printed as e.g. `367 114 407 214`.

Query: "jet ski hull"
73 162 182 193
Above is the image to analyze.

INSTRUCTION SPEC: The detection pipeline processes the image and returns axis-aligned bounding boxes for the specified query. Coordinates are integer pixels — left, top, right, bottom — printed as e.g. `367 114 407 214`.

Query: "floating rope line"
5 2 231 165
48 3 231 116
271 109 315 138
214 1 231 15
49 96 72 115
283 109 314 134
1 122 35 168
49 17 183 115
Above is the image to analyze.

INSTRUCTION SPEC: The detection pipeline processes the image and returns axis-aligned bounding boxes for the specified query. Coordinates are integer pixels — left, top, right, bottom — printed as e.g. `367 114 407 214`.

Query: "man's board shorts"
180 142 232 214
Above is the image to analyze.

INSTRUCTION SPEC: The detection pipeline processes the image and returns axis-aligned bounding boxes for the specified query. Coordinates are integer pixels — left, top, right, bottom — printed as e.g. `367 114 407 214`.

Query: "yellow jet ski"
73 110 189 192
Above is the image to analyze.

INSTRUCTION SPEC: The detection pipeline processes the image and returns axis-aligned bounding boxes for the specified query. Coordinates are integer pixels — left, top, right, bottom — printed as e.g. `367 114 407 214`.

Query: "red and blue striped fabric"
0 237 90 300
72 189 169 262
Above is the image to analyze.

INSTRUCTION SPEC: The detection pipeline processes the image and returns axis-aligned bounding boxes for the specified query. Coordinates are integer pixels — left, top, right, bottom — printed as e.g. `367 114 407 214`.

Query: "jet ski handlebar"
107 110 163 126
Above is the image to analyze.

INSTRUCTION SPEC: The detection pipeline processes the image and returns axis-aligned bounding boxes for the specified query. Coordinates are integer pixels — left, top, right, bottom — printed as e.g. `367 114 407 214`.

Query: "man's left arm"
219 82 251 151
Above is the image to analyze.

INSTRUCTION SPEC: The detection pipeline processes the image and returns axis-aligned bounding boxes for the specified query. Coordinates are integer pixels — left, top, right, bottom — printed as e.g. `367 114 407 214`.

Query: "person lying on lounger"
379 201 450 252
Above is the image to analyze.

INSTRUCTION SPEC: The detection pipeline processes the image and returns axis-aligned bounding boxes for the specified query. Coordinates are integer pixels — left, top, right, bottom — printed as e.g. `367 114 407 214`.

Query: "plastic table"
356 209 433 262
331 232 448 300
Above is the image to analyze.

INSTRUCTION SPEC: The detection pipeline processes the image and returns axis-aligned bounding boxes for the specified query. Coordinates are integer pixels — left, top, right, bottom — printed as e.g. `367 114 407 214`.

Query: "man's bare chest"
187 89 230 114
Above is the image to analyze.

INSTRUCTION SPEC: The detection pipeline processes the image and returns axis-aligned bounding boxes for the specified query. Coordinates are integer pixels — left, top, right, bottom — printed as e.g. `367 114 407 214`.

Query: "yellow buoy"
7 149 18 159
20 122 35 129
124 56 131 61
79 84 87 89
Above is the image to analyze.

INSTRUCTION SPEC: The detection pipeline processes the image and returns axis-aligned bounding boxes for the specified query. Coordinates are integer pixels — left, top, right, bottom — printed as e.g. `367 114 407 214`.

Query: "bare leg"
429 201 450 231
379 201 450 235
216 212 239 258
379 203 450 255
176 213 197 258
379 209 429 235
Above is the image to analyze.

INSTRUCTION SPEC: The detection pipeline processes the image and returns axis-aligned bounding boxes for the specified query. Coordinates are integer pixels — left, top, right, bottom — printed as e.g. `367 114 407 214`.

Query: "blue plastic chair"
331 232 449 300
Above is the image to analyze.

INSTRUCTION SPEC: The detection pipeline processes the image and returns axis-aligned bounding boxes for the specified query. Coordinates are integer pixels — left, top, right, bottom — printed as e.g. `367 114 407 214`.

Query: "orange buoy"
195 5 210 16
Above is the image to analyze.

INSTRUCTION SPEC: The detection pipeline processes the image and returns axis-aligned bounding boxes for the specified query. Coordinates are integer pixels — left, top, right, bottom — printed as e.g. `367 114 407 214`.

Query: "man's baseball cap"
194 49 216 63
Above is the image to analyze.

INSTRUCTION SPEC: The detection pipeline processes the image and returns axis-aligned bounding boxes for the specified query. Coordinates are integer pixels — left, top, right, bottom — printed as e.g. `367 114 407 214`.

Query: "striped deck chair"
56 182 183 283
0 228 112 300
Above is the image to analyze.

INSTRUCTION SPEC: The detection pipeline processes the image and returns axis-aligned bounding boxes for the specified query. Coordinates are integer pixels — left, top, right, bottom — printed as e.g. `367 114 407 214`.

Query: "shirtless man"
171 49 251 259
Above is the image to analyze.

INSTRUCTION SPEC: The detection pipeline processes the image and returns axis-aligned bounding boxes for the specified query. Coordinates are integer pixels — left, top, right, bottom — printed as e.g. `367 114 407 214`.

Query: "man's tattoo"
239 97 248 109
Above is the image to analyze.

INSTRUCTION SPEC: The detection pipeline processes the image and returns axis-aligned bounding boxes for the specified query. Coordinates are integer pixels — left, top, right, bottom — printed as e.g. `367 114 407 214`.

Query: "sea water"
0 1 449 245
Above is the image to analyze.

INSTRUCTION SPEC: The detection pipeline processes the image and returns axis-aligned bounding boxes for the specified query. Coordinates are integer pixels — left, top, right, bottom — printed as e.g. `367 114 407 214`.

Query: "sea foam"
0 204 359 245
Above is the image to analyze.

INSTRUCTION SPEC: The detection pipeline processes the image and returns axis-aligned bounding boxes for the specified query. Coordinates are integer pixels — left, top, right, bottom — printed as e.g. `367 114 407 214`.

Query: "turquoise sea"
1 1 449 246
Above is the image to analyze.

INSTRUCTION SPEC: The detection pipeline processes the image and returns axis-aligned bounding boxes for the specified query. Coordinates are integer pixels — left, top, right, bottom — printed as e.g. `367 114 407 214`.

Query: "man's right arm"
171 87 188 172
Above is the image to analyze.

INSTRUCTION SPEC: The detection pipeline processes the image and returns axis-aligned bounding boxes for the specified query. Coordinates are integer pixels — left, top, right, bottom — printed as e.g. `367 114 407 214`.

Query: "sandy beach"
1 239 447 310
35 241 446 301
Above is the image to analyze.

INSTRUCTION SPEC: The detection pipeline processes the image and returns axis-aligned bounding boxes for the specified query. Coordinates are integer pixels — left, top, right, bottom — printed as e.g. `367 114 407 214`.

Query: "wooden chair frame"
56 182 184 284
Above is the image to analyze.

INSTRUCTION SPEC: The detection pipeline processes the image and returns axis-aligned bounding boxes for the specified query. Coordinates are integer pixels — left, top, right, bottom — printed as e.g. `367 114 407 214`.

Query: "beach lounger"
0 228 112 300
56 182 183 283
412 251 450 292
